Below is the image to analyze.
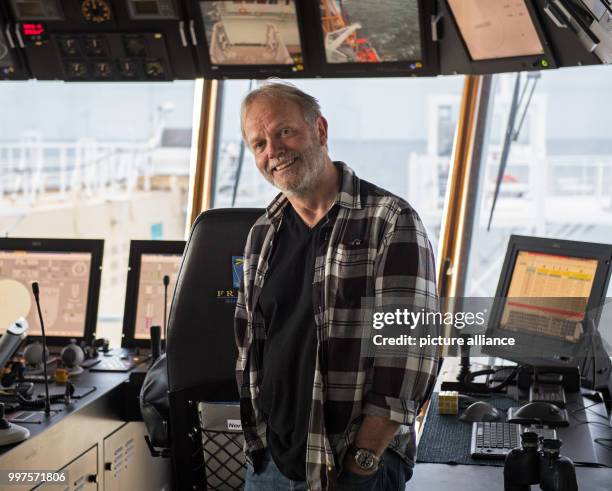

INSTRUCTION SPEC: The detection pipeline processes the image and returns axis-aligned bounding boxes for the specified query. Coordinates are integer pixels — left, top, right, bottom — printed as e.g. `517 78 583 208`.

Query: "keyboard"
89 356 138 372
470 422 557 459
80 358 101 369
507 311 578 340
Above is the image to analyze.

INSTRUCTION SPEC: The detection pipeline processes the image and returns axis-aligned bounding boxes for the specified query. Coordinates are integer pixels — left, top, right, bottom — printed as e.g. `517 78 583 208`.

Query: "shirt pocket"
329 243 374 309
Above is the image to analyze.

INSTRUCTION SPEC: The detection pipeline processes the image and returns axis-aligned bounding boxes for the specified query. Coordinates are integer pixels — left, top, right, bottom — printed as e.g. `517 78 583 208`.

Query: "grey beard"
270 143 327 197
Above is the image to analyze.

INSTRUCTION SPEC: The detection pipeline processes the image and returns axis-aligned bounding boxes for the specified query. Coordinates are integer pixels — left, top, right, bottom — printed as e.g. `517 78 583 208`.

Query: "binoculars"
504 432 578 491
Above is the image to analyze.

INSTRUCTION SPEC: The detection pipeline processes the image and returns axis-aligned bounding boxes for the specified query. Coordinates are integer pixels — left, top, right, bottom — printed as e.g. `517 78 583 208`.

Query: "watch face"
354 449 376 470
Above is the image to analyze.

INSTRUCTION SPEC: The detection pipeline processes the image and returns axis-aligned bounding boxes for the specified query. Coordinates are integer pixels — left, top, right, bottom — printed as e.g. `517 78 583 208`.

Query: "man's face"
243 96 327 196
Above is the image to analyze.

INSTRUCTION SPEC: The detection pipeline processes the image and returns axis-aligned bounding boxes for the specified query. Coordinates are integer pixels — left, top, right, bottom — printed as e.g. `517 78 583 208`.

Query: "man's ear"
316 116 329 147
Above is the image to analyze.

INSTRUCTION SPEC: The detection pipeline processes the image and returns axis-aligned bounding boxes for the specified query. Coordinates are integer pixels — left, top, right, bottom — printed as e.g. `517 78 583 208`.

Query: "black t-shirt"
258 204 327 481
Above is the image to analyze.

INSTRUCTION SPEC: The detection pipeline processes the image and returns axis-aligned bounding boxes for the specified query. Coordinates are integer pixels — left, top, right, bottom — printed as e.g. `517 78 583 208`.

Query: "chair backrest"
166 208 263 490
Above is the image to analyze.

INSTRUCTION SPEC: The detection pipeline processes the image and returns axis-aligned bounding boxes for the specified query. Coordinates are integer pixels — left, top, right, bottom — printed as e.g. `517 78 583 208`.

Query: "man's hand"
342 452 378 477
342 415 400 475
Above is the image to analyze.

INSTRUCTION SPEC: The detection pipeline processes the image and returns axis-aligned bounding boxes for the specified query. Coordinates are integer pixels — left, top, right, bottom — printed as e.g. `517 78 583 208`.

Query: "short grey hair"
240 80 322 141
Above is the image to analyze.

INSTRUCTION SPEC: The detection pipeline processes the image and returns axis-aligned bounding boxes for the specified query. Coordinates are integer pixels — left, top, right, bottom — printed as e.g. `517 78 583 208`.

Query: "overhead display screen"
128 0 177 19
319 0 422 64
447 0 544 61
199 0 303 66
10 0 64 21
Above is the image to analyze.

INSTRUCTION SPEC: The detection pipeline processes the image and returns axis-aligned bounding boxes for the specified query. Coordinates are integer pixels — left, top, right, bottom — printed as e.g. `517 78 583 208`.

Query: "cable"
462 365 520 393
570 401 610 419
568 409 612 428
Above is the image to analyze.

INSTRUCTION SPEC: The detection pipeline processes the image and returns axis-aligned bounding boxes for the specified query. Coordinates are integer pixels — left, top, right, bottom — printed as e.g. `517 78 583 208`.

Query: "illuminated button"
94 62 113 79
58 37 80 56
123 35 146 57
65 61 88 79
83 37 107 57
119 60 139 78
144 61 165 79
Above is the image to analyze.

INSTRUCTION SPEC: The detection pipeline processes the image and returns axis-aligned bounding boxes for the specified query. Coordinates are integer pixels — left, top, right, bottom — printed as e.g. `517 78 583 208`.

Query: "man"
234 81 439 490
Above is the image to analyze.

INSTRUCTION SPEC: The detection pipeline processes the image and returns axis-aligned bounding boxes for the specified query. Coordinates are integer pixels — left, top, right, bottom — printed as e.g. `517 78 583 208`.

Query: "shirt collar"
265 161 362 222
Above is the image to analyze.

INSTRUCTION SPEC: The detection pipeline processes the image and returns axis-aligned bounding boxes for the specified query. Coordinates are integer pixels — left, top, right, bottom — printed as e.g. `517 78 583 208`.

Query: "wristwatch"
349 446 381 472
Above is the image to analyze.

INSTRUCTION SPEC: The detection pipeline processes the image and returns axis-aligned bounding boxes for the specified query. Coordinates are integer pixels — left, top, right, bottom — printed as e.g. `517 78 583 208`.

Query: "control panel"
1 0 198 81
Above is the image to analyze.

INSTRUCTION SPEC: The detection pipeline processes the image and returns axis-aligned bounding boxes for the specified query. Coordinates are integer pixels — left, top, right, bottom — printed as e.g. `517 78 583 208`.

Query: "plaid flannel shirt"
234 162 439 490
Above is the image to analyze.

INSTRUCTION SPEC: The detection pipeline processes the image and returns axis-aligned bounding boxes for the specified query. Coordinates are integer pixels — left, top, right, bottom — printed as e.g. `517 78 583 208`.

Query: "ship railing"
0 138 158 202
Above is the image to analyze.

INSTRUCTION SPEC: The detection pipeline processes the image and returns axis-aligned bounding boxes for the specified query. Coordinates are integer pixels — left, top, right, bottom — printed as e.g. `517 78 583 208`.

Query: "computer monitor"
121 240 185 349
483 235 612 368
194 0 307 78
0 238 104 346
314 0 439 77
445 0 556 73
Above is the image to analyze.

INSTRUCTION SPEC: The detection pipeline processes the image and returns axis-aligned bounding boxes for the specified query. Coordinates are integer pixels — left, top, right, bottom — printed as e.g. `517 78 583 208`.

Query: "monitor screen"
10 0 64 21
0 250 93 338
133 253 182 340
319 0 422 64
199 0 303 66
499 251 598 343
447 0 544 61
127 0 177 19
482 236 612 368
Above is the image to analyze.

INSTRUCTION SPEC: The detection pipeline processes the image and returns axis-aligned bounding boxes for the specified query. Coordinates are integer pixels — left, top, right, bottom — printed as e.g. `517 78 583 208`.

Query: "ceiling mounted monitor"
199 0 304 70
314 0 438 77
447 0 545 61
320 0 422 64
9 0 64 21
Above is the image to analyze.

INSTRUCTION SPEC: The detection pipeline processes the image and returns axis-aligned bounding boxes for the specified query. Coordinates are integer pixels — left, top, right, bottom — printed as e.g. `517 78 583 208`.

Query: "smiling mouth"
272 157 298 173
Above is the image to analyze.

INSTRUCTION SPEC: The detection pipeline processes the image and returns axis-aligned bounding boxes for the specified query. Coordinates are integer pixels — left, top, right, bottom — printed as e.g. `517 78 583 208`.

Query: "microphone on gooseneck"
31 282 52 416
162 275 170 349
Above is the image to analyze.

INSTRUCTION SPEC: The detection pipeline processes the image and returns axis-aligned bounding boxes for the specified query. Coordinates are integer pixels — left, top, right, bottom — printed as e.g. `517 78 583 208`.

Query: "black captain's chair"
166 208 263 490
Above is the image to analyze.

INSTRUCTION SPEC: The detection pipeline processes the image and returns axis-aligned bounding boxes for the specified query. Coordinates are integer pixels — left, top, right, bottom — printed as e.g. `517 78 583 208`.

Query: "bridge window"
212 77 464 254
0 80 196 344
465 67 612 299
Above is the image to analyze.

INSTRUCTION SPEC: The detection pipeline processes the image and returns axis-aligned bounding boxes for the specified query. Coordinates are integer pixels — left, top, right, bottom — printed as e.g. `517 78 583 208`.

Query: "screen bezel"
9 0 65 21
483 235 612 367
193 0 311 79
127 0 178 20
309 0 440 78
121 239 185 349
0 237 104 347
444 0 557 73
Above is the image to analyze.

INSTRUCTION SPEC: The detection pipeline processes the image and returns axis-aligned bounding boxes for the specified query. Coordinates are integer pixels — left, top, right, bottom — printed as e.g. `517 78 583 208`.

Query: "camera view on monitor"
500 251 597 343
0 250 92 337
448 0 544 61
319 0 422 64
134 253 181 340
200 0 303 66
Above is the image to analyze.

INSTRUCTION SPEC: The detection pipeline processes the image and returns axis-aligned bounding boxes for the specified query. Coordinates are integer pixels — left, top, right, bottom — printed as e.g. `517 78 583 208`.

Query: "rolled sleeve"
367 208 440 422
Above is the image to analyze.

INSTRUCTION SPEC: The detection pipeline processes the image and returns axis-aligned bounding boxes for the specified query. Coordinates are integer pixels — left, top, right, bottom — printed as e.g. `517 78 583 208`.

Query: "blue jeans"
245 449 413 490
